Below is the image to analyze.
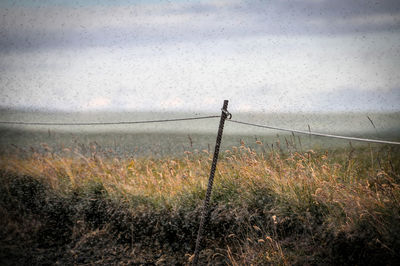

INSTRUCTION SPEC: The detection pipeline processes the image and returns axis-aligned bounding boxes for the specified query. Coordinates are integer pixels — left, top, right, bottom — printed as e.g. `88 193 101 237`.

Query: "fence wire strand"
0 115 220 126
227 119 400 146
1 114 399 145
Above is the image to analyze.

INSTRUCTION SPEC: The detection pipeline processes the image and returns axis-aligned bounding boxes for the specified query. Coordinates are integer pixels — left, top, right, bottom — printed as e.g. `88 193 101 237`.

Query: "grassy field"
1 140 400 264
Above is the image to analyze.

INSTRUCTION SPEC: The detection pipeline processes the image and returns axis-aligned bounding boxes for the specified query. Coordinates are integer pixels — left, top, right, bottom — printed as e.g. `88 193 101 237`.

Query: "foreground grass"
1 143 400 265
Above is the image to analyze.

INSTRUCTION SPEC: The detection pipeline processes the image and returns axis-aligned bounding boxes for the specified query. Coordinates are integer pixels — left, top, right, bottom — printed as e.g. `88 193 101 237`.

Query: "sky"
0 0 400 113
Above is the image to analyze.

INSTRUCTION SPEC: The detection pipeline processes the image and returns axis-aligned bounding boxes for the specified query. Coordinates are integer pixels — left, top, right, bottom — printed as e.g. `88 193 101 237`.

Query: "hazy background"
1 0 399 156
1 0 400 113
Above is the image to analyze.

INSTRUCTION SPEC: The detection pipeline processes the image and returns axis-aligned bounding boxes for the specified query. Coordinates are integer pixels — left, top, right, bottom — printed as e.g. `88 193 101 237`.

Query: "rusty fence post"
192 100 231 265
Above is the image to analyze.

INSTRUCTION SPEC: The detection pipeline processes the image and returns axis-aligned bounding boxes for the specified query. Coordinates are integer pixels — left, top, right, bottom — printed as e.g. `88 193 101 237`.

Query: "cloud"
159 97 185 110
1 0 399 51
1 32 399 113
85 97 111 110
1 1 399 113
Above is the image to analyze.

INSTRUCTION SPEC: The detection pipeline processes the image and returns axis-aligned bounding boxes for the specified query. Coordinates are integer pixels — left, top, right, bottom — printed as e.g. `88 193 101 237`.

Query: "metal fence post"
192 100 231 265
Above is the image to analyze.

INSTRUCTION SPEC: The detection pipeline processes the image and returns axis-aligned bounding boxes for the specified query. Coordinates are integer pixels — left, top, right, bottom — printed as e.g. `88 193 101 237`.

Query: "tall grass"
1 141 399 264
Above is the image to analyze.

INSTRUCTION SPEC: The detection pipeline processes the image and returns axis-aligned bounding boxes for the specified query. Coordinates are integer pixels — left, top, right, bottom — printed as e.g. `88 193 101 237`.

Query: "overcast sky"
1 0 399 113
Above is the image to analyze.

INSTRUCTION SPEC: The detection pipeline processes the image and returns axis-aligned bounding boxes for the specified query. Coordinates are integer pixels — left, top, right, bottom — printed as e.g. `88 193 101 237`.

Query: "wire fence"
0 115 220 126
227 119 400 146
0 113 399 145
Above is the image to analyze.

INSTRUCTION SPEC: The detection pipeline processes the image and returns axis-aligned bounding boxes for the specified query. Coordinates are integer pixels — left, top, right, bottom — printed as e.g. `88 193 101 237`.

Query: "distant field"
2 128 400 159
1 110 399 157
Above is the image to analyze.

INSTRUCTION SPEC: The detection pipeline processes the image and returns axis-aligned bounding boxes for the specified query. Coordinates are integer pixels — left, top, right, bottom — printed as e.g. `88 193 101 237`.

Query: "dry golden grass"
1 142 399 264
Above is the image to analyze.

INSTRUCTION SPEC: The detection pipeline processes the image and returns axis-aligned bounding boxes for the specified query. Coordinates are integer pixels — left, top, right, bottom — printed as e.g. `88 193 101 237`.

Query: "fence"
1 100 399 264
1 110 399 146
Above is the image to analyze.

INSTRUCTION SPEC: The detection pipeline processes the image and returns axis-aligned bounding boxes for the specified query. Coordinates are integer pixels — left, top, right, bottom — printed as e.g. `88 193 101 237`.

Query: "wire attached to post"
0 115 220 126
221 108 232 120
227 119 400 146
